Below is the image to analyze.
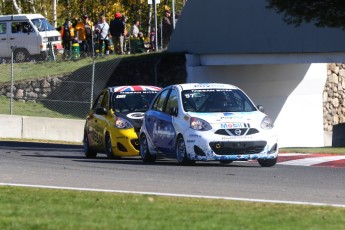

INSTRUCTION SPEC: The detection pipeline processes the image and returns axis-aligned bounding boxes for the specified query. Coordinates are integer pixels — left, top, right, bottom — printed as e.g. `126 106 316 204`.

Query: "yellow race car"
83 85 162 158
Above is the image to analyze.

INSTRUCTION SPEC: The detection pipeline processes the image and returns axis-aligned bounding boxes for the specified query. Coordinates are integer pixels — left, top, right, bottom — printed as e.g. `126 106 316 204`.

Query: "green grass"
0 186 344 230
0 52 161 83
0 96 81 119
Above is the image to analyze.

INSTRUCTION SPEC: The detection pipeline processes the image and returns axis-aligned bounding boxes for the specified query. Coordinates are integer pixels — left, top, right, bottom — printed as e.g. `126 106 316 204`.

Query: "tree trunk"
12 0 21 14
28 0 36 13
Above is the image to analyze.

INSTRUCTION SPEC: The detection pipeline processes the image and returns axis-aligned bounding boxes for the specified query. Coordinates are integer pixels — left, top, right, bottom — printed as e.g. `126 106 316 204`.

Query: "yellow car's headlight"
115 117 133 129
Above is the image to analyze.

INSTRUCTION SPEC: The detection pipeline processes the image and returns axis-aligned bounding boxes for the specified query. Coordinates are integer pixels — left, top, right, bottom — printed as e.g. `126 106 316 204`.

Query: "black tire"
105 133 116 159
220 160 233 165
176 136 195 165
258 157 277 167
14 49 30 62
83 133 97 158
139 134 156 163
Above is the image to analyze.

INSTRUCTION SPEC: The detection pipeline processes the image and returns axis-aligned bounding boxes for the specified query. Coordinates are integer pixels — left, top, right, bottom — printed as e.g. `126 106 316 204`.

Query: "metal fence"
0 49 122 120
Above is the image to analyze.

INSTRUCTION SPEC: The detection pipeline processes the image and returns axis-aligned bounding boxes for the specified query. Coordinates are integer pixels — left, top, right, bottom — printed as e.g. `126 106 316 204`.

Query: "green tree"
267 0 345 30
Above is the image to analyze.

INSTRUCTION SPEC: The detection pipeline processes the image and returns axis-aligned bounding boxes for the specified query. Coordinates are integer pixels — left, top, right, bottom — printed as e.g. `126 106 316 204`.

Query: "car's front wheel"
83 133 97 158
139 134 156 163
258 157 277 167
176 136 195 165
105 133 116 159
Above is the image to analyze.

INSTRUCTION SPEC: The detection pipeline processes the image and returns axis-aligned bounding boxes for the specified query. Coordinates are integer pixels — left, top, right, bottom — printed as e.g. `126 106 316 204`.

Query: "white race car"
139 83 278 167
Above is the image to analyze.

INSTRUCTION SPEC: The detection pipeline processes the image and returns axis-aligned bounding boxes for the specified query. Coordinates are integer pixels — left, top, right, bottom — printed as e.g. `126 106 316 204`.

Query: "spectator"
110 12 125 55
122 16 129 54
129 19 140 38
149 28 156 51
95 15 110 56
60 18 74 58
162 10 173 49
75 14 93 57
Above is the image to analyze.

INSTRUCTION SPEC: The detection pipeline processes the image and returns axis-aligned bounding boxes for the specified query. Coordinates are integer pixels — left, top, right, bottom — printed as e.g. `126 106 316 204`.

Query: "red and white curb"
278 153 345 168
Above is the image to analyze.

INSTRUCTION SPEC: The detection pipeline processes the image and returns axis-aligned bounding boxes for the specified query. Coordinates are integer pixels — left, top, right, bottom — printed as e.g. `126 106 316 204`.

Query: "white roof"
178 83 239 90
0 14 45 21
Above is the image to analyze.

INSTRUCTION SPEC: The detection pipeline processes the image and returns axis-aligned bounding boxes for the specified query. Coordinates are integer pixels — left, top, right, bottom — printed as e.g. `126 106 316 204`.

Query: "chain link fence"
0 48 122 120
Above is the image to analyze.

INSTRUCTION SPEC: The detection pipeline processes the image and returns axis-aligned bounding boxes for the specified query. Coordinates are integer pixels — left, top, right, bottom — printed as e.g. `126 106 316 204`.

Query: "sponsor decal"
223 112 234 116
220 123 247 129
184 115 189 121
189 134 201 138
116 95 126 98
187 140 196 143
127 112 145 119
221 136 253 140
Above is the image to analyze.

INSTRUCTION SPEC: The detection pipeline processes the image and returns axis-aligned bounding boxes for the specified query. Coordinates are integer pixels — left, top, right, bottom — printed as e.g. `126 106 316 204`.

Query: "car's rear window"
112 91 158 113
182 89 257 112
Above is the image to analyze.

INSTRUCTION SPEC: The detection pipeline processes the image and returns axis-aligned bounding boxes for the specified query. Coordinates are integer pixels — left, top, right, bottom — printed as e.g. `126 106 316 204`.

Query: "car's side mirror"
257 105 264 113
95 107 107 115
169 107 178 116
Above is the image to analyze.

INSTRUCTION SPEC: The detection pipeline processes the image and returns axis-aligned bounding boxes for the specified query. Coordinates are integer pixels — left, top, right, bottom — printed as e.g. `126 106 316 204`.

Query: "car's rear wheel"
83 133 97 158
105 133 116 159
258 157 277 167
14 48 30 62
220 160 233 165
176 136 195 165
140 134 156 163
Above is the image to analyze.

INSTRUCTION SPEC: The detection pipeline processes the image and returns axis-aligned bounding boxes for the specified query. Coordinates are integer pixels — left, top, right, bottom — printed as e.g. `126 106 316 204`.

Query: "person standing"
162 10 173 49
75 14 93 57
129 20 140 54
95 15 110 56
60 18 74 58
109 12 125 55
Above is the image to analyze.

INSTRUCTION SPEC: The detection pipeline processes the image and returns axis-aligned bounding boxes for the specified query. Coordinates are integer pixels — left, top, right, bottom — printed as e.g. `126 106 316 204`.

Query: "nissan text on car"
84 85 162 158
139 83 278 166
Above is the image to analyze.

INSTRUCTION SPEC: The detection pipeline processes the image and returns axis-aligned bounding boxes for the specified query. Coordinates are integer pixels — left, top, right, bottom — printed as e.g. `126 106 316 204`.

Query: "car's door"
94 90 110 150
145 88 170 150
0 22 10 58
156 89 178 153
9 21 38 55
86 92 105 150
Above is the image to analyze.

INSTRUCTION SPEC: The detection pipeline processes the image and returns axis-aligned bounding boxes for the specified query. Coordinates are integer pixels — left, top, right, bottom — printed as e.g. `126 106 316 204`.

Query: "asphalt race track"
0 141 344 207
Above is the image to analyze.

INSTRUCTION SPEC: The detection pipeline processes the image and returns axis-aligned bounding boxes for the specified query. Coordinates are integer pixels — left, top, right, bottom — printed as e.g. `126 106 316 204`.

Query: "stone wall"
0 76 67 102
323 63 345 132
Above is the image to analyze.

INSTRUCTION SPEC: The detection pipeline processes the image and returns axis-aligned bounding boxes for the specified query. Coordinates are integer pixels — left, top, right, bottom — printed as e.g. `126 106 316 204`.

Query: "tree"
267 0 345 30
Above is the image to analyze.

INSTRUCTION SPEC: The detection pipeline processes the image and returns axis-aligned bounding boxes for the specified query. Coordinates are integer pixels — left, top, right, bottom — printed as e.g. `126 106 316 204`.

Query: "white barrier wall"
0 115 84 143
186 63 327 147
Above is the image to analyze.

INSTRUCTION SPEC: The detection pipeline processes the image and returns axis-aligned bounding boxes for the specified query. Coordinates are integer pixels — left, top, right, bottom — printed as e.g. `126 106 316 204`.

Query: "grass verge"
0 186 344 230
0 96 81 119
280 147 345 155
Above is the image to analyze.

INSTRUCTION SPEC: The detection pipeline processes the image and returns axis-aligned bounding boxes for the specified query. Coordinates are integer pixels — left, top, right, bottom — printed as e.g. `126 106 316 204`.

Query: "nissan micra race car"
83 85 162 158
139 83 278 166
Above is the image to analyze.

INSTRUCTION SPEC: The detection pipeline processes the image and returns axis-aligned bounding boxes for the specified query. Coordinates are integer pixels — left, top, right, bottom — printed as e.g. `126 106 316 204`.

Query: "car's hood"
186 111 267 128
115 112 145 129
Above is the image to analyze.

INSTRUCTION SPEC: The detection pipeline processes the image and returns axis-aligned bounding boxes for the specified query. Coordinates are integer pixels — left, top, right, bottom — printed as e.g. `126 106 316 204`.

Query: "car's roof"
176 83 240 91
108 85 162 92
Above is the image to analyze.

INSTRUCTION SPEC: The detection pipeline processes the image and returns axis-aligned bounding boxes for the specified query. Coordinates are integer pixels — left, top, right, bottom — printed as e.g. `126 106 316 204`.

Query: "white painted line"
0 183 344 208
279 155 345 166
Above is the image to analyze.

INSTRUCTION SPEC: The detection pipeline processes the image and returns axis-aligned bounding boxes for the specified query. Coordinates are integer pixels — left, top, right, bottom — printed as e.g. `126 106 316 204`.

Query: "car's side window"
100 91 109 109
164 89 178 114
0 23 6 34
153 89 169 112
92 92 104 110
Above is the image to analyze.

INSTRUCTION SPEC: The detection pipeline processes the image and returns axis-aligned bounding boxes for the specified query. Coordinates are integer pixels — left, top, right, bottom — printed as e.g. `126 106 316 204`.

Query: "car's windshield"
31 18 55 32
182 89 257 113
112 91 158 113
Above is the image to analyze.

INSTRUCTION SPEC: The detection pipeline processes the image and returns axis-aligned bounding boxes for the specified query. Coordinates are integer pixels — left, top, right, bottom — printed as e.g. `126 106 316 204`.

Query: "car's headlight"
115 117 133 129
190 117 212 131
260 116 274 130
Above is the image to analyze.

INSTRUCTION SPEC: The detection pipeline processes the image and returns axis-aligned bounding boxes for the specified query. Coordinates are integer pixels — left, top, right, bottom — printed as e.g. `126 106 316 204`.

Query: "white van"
0 14 62 62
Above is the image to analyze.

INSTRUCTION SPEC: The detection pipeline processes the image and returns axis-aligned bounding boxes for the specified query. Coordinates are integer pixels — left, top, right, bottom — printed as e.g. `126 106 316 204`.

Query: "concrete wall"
0 115 84 143
186 61 328 147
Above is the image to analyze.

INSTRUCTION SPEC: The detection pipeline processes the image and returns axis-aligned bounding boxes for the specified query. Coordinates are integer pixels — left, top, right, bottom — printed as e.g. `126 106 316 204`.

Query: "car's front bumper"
184 131 278 161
